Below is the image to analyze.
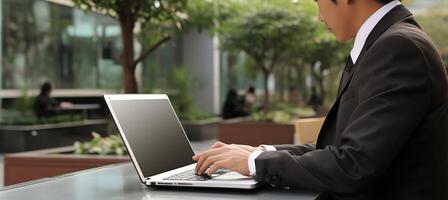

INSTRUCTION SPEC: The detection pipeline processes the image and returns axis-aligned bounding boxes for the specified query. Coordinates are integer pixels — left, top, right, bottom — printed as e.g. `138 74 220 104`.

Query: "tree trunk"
279 66 287 101
317 75 325 104
311 63 325 105
262 69 270 111
320 66 327 103
119 15 138 93
294 65 302 95
275 66 284 102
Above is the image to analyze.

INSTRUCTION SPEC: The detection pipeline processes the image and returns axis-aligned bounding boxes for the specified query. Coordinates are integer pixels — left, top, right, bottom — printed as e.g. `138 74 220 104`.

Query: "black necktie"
337 55 354 96
344 55 354 72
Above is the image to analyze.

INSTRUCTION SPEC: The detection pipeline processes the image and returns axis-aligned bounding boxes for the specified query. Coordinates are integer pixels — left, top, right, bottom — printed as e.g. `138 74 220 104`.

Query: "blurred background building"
0 0 221 115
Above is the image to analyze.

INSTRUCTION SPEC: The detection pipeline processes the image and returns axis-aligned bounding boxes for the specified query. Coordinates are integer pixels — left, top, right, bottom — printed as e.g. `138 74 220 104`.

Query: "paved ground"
0 138 217 188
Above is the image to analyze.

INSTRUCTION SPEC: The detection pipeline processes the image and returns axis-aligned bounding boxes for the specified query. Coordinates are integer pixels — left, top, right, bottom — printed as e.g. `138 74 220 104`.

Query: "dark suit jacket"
254 5 448 200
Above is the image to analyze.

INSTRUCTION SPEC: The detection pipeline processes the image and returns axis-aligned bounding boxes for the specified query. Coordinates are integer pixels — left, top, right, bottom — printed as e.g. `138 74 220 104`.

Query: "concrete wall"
182 30 220 115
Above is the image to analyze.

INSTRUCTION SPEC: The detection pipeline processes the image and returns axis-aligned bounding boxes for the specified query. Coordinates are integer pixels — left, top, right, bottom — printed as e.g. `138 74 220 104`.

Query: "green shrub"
74 132 127 156
168 67 213 121
0 87 83 125
0 109 82 126
251 102 316 124
12 87 35 116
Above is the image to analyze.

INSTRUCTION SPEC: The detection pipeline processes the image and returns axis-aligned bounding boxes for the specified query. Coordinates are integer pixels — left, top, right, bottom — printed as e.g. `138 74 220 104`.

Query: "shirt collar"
350 0 401 63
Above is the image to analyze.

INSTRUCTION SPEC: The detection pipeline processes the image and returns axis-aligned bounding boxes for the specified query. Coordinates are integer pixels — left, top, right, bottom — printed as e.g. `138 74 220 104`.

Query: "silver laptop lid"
104 94 195 183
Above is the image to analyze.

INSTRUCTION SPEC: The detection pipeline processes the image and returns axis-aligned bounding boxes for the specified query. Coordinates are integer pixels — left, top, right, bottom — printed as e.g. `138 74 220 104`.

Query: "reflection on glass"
1 0 122 90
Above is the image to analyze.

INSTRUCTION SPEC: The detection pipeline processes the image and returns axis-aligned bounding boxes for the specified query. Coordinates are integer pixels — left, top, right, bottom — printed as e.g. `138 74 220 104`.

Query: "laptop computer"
104 94 259 189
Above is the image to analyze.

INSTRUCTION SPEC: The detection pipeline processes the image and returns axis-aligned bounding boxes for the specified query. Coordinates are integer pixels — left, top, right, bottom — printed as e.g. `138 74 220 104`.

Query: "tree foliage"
214 0 349 108
218 0 317 107
72 0 188 25
416 3 448 70
71 0 191 93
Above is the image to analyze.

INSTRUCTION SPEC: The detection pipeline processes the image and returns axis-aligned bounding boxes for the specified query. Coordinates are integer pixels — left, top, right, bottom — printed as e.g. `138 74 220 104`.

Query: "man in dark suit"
193 0 448 199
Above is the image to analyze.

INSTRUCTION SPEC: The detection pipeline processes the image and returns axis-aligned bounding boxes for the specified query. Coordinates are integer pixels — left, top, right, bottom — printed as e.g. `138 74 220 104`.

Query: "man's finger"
197 154 227 175
197 146 229 160
194 146 231 172
206 160 229 175
194 147 223 172
211 141 227 149
194 154 208 172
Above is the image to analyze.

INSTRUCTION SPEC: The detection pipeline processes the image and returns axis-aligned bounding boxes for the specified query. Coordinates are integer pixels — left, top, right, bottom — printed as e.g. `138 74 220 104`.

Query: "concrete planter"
294 117 325 145
0 119 109 153
4 146 129 186
181 117 223 141
218 117 295 146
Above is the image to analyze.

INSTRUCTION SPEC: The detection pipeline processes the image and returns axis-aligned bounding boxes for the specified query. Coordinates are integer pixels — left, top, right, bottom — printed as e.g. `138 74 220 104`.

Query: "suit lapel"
335 52 363 100
335 5 413 100
316 5 414 147
363 5 414 50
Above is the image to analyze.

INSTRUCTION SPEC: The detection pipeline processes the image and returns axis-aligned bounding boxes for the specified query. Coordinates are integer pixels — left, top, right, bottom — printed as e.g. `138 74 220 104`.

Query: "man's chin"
334 33 354 42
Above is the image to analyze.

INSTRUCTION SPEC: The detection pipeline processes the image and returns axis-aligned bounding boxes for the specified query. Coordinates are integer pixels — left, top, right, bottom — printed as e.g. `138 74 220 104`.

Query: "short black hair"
247 85 255 93
330 0 401 4
40 82 52 96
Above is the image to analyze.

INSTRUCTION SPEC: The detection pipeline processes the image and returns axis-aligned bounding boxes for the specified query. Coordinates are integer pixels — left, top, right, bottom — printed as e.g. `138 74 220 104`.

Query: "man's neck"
350 2 384 40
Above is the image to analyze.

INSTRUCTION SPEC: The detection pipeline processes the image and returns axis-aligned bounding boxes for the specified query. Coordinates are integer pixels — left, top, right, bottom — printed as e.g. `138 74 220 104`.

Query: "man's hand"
209 141 263 153
192 142 252 176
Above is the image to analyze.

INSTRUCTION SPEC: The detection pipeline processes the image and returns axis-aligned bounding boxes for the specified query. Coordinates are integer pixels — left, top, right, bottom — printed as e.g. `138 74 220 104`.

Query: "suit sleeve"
273 144 316 156
254 34 431 194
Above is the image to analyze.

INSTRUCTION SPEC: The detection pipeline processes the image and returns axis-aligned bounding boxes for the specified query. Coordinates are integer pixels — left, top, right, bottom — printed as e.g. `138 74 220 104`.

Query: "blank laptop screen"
109 98 195 178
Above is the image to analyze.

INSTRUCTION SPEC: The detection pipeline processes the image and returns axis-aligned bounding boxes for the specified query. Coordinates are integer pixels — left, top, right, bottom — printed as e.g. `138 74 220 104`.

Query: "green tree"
306 34 350 104
219 0 315 108
72 0 189 93
294 1 350 104
416 2 448 71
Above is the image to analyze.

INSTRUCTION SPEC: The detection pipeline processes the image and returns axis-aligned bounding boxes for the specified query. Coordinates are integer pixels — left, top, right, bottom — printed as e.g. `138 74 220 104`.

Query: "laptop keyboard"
163 169 230 181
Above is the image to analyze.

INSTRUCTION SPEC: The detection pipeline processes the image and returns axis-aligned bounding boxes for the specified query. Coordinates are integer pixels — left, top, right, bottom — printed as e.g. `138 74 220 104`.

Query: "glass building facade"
0 0 221 114
1 0 122 90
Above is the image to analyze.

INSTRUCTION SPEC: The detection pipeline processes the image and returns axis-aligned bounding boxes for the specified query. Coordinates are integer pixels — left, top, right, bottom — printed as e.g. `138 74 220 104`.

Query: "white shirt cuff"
260 145 276 151
248 150 264 176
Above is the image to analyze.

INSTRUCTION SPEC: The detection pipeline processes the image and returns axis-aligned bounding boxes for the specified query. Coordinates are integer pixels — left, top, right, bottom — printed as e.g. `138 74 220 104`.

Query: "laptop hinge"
144 177 152 185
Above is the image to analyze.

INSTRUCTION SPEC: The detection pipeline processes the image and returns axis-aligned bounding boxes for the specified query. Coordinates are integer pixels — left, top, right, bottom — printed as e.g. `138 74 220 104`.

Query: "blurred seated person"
308 87 324 114
223 89 248 119
288 86 303 107
244 85 256 111
34 82 73 118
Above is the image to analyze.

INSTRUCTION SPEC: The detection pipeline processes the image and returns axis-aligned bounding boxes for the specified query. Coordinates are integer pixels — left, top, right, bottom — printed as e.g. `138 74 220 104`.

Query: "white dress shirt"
351 0 401 63
247 0 401 177
248 145 276 176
